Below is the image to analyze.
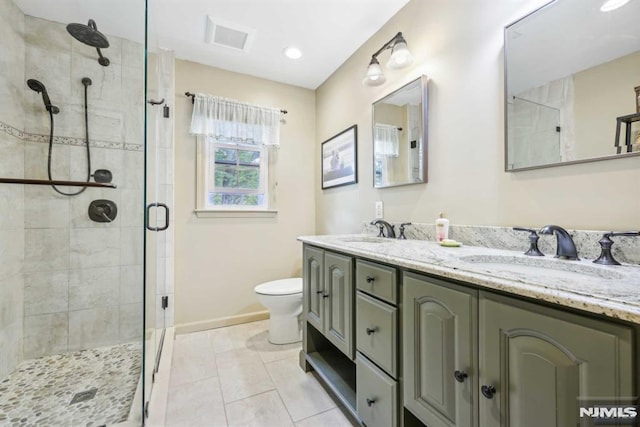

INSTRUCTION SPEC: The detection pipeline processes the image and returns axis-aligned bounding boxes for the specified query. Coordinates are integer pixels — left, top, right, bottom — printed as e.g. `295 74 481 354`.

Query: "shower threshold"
0 342 141 427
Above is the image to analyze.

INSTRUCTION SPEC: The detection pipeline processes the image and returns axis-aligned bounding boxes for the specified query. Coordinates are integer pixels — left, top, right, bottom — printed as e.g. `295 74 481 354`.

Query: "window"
200 136 269 210
190 94 281 216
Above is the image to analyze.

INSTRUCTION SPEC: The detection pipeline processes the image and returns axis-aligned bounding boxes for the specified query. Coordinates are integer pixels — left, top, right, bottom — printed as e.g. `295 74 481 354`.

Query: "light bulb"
387 41 414 69
363 58 386 86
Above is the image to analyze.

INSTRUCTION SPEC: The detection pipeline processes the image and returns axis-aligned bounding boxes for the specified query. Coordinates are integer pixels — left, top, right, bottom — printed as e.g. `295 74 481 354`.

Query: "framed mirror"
505 0 640 171
373 75 428 188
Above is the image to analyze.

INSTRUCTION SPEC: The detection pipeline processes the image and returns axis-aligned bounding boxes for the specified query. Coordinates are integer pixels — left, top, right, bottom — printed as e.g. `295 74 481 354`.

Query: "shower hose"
47 81 92 196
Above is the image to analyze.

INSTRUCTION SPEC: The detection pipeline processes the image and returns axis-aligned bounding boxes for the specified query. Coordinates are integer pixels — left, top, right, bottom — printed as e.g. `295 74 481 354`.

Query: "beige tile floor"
165 320 359 427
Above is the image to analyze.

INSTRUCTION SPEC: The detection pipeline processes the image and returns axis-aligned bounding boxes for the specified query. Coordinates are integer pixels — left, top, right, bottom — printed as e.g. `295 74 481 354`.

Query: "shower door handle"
146 203 170 231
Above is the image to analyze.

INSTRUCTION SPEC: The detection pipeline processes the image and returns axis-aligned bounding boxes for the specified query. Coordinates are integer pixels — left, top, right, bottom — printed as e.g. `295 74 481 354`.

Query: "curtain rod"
184 92 288 114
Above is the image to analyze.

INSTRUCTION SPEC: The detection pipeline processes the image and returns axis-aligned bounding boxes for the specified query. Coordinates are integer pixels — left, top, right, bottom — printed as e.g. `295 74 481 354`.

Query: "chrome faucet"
539 225 579 260
371 220 396 238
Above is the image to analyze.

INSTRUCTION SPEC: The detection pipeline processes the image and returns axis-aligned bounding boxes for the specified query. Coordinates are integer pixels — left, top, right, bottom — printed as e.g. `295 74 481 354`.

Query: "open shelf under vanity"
304 323 357 418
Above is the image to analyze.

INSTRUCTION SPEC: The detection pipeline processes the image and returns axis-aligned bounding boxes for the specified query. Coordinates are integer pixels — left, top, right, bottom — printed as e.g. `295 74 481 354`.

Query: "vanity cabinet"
303 246 354 359
479 293 633 427
302 242 636 427
403 272 634 427
403 273 478 427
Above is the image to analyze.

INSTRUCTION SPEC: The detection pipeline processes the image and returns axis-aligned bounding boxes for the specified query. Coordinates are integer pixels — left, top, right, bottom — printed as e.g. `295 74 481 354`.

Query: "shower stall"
0 0 172 425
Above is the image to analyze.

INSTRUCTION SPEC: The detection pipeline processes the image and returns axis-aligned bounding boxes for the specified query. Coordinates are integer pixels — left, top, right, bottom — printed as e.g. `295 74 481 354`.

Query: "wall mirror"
505 0 640 171
373 75 428 188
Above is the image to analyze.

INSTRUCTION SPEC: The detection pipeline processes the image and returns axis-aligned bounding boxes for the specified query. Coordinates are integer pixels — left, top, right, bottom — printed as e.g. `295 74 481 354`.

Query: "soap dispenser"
435 213 449 242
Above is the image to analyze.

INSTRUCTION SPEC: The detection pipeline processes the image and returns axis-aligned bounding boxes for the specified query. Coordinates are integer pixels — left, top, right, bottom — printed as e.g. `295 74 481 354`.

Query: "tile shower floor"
0 342 141 427
166 320 358 427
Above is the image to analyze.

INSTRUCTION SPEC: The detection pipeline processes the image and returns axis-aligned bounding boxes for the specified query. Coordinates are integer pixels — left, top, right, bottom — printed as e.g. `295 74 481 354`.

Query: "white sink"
459 254 623 280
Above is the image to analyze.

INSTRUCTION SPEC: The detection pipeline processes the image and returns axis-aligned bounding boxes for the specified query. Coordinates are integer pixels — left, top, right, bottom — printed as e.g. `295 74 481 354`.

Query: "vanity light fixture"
363 32 414 86
600 0 629 11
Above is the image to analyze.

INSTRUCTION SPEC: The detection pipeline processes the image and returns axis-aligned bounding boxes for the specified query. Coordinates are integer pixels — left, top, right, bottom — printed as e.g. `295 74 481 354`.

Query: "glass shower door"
143 11 175 415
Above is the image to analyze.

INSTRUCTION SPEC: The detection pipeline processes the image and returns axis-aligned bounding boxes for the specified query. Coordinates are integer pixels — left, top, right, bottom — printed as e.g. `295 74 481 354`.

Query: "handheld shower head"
27 79 59 114
66 19 110 66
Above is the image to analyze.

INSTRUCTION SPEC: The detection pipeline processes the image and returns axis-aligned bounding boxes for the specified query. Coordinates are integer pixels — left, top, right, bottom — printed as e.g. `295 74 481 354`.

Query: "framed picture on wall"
321 125 358 189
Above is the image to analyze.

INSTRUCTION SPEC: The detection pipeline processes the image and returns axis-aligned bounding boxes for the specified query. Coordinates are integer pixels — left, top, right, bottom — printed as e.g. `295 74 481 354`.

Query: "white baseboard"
174 310 270 335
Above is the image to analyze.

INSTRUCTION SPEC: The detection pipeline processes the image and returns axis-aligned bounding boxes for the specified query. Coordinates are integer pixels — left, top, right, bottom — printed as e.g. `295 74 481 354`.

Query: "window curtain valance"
189 93 281 147
374 123 400 157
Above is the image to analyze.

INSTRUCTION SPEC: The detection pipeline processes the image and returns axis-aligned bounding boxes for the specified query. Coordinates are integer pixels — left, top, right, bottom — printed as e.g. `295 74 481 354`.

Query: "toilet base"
268 314 302 345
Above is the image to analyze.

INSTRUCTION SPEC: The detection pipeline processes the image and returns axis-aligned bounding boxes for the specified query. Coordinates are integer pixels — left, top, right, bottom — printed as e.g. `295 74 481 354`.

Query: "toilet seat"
255 278 302 296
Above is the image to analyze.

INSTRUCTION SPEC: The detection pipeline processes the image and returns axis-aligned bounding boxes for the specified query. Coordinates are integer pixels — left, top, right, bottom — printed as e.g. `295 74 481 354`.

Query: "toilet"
254 278 303 344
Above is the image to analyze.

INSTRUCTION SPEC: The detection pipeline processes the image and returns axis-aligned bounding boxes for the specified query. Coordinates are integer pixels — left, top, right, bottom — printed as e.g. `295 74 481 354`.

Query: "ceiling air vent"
205 16 256 52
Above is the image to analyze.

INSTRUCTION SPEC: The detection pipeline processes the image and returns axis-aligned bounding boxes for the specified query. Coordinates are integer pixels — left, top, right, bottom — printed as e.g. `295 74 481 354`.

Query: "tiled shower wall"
21 16 145 359
0 0 145 373
0 0 26 380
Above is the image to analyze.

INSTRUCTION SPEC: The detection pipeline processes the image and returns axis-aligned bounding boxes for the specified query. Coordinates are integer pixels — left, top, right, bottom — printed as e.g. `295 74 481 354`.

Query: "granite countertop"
298 234 640 325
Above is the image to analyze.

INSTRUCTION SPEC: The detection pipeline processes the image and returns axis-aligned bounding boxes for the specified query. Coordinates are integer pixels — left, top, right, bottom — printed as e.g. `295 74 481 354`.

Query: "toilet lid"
255 278 302 296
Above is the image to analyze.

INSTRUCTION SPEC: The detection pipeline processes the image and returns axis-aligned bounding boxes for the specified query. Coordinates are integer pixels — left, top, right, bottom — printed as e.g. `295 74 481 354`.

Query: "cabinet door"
479 293 633 427
403 273 478 427
324 252 354 359
303 246 324 333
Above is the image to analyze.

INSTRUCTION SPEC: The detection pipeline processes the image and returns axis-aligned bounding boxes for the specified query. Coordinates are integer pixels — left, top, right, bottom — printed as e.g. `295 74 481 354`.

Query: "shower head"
67 19 109 48
27 78 46 93
27 79 59 114
66 19 110 66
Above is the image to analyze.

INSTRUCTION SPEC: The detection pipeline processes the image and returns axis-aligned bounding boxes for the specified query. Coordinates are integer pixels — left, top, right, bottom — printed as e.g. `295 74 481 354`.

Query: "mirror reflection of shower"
66 19 110 66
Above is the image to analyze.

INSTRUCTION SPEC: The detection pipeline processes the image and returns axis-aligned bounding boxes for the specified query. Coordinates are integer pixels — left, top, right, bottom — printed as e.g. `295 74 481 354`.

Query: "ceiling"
14 0 411 89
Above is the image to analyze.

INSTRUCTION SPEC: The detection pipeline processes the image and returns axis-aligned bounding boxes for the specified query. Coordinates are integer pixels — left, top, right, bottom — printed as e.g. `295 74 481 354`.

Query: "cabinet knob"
453 370 468 383
481 385 496 399
366 276 375 283
316 290 324 294
366 397 376 407
366 326 379 335
322 293 330 298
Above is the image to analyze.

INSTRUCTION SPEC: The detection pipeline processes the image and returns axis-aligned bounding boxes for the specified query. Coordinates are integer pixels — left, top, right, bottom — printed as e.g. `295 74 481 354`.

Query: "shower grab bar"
0 177 116 188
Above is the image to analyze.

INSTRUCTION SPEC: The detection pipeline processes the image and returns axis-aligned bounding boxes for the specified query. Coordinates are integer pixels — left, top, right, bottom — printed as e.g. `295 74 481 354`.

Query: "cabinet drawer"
356 291 397 377
356 260 397 304
356 352 397 427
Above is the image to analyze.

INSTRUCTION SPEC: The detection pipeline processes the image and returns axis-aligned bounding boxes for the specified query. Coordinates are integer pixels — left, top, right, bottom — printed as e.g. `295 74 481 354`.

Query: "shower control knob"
88 199 117 223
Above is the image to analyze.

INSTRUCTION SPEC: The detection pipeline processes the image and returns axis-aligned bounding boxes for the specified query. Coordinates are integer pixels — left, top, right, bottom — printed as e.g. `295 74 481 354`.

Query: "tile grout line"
262 349 298 426
213 324 280 415
293 406 344 425
208 331 229 427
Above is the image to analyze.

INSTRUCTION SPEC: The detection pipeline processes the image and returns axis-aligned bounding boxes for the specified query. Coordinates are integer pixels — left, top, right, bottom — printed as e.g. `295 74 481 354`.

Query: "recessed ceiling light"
283 46 302 59
600 0 629 12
